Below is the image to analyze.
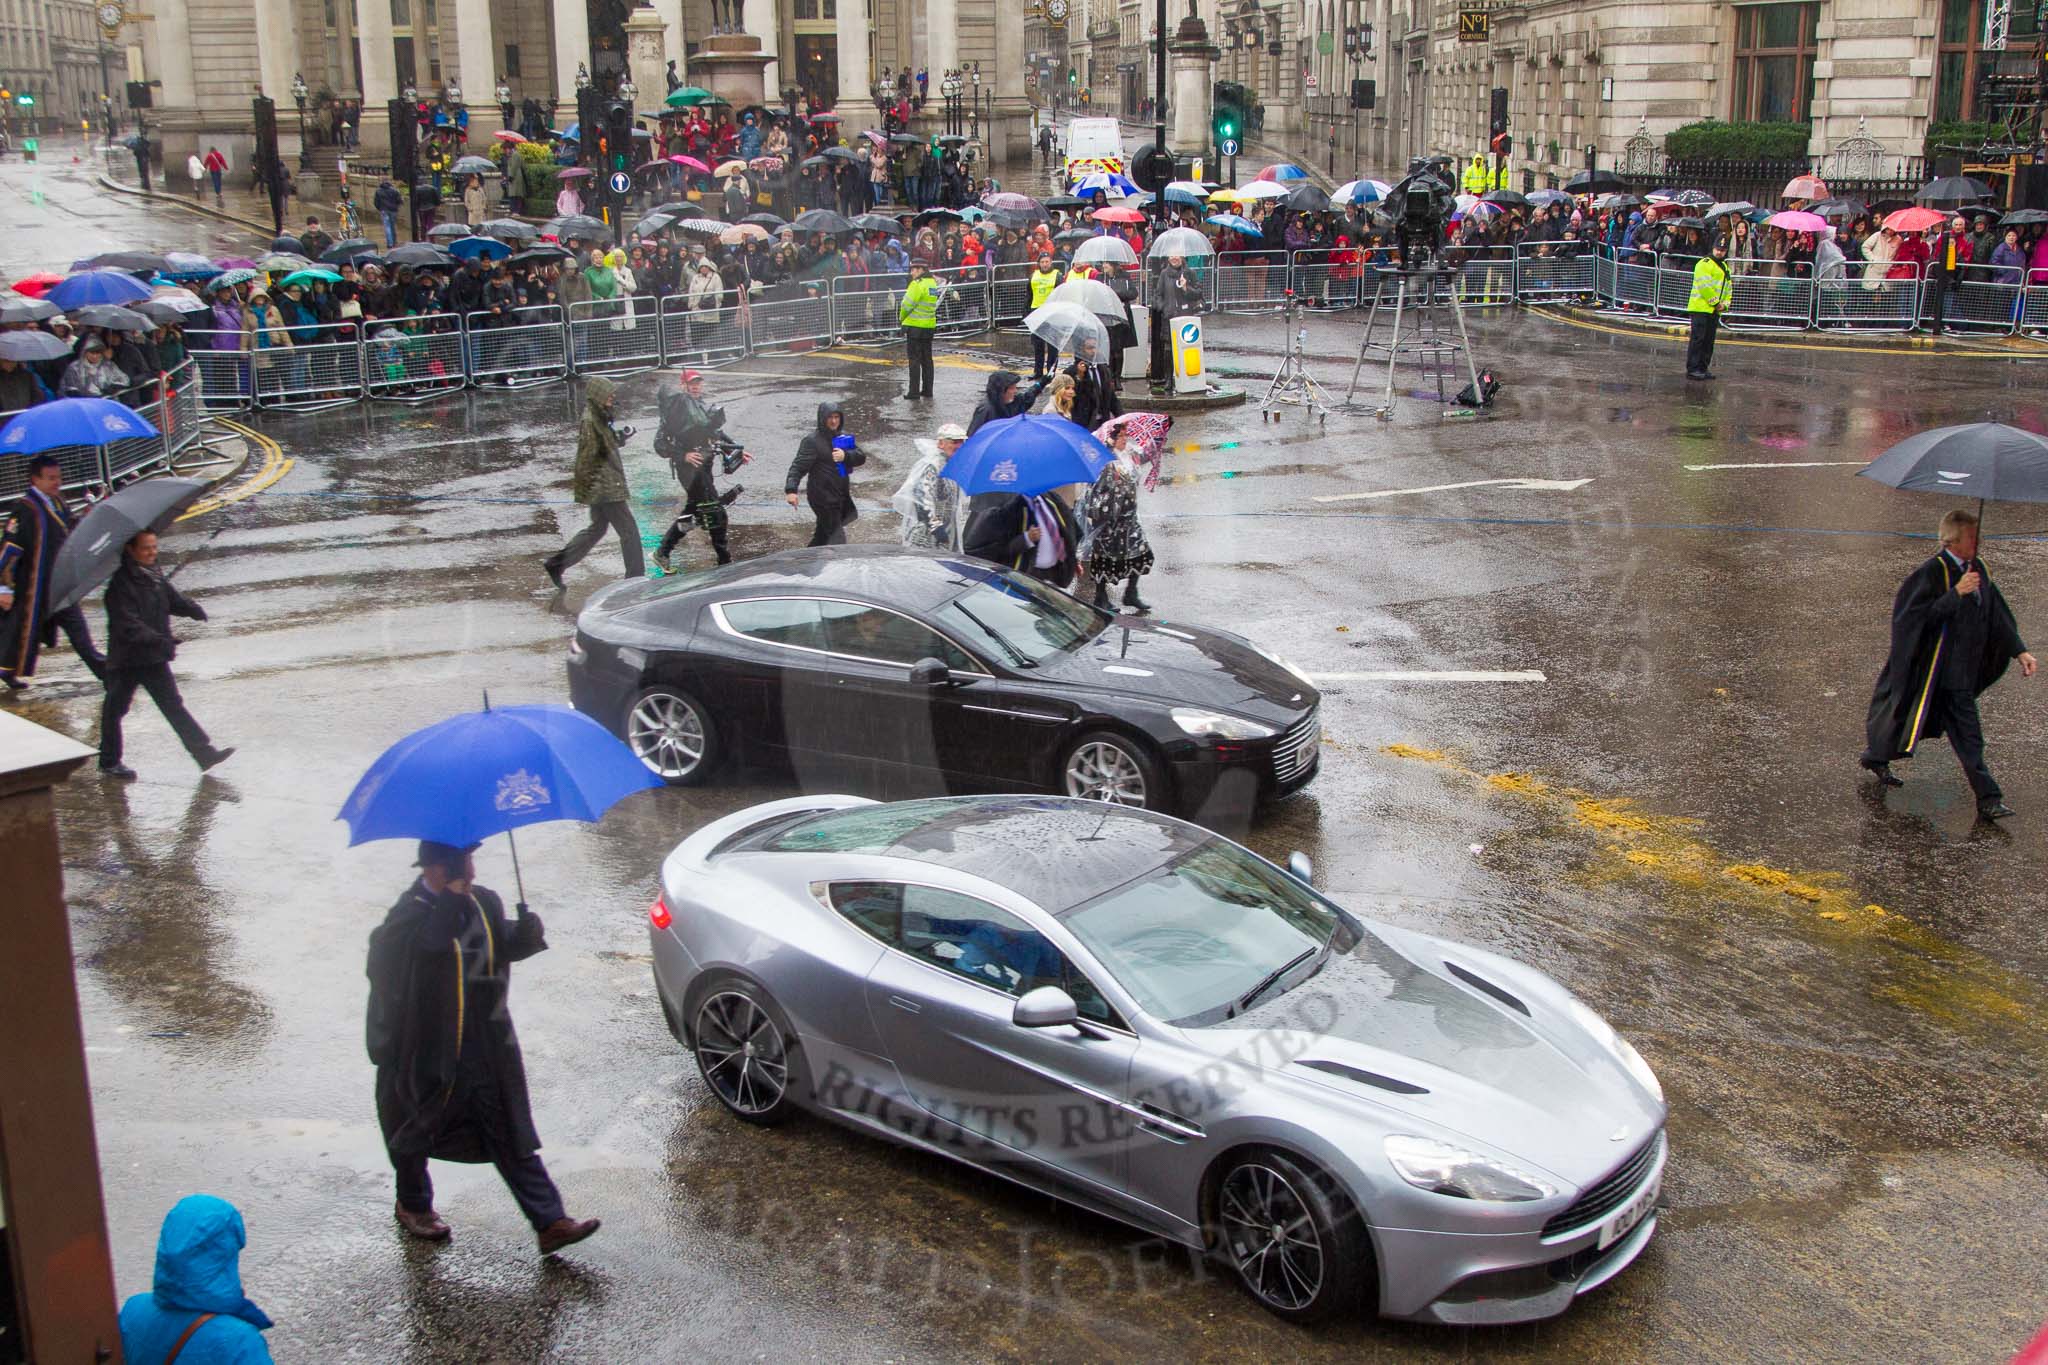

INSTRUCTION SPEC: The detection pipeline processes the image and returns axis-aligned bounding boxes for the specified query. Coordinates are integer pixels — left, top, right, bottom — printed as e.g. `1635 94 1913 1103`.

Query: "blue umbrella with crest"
941 413 1116 496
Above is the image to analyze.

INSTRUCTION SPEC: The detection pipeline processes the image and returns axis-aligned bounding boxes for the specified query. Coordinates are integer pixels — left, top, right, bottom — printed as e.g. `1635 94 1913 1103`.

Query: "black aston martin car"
566 546 1320 819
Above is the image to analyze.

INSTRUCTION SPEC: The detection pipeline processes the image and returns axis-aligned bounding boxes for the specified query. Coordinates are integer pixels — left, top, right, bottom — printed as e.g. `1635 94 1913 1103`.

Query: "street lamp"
291 70 309 170
969 66 981 140
575 62 590 93
941 70 962 138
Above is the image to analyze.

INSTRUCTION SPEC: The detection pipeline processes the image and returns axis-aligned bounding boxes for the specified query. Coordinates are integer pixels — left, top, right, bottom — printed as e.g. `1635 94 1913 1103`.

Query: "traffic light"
1068 68 1077 85
606 100 634 221
1489 86 1508 138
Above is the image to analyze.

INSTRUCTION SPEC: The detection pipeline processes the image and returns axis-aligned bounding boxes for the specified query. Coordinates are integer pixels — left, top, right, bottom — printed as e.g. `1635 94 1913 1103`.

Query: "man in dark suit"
1862 508 2036 818
98 529 234 779
963 490 1080 587
0 454 107 688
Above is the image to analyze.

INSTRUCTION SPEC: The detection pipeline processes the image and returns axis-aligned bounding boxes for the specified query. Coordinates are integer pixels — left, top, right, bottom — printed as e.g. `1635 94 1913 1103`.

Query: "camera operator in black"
652 369 751 572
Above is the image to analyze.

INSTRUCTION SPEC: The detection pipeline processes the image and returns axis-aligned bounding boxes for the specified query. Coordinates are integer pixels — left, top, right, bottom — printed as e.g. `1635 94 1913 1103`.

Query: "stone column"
624 4 670 116
988 0 1030 160
146 0 195 109
745 0 780 85
928 0 957 91
250 0 301 117
455 0 499 135
837 0 870 109
553 0 591 124
1169 4 1217 156
353 0 399 152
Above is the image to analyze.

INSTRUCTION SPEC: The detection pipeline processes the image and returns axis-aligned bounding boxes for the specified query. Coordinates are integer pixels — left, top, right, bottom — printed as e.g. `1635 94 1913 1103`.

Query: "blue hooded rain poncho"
119 1195 275 1364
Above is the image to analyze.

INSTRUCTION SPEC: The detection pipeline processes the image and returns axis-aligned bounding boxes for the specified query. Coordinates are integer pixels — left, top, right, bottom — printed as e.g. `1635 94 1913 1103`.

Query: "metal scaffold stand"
1343 264 1486 420
1259 291 1332 423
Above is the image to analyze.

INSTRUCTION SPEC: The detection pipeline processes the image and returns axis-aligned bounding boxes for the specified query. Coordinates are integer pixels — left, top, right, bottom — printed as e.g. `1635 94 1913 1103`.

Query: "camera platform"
1342 264 1487 420
1259 293 1331 424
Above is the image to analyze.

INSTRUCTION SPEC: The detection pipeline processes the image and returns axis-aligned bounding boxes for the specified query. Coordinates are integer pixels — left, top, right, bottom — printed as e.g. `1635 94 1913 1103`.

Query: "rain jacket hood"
984 370 1023 408
119 1194 275 1365
586 375 617 415
814 401 843 433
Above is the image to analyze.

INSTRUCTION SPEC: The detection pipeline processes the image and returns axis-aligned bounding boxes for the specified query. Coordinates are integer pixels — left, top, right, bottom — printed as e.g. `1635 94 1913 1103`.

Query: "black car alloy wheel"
1062 730 1158 808
627 685 717 784
692 984 796 1125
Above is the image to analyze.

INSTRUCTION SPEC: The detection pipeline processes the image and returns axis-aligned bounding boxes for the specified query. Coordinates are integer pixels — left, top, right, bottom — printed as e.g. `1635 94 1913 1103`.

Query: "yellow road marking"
809 347 1001 372
176 419 291 521
1381 743 2047 1043
1531 305 2048 360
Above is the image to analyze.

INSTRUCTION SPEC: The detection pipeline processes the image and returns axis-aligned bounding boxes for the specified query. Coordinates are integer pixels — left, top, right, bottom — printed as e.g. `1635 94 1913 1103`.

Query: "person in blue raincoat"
118 1194 275 1363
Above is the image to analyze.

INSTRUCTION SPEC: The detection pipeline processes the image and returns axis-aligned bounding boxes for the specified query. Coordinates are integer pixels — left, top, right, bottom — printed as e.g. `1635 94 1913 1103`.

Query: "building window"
1936 0 2043 124
793 0 816 18
1729 2 1818 123
504 42 519 76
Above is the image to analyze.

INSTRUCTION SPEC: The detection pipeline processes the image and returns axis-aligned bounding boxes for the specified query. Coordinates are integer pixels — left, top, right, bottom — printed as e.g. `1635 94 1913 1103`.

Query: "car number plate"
1597 1171 1660 1250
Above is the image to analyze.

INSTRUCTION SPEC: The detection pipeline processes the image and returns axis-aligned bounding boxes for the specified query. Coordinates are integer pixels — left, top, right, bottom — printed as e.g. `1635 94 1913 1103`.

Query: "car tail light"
649 894 672 930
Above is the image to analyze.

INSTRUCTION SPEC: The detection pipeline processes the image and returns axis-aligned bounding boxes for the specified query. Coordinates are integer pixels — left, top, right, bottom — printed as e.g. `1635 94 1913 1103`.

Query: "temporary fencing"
1924 268 2027 333
1287 249 1365 309
0 360 209 497
1447 246 1515 307
829 272 907 344
253 332 366 408
364 314 467 400
657 296 747 369
1815 273 1921 332
473 305 572 386
1718 262 1816 332
1512 243 1596 300
567 297 664 375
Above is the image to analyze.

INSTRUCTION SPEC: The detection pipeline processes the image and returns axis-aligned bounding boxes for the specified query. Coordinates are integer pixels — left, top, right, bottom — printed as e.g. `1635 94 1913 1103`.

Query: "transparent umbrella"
1048 278 1124 317
1024 302 1111 357
1072 236 1138 266
1147 226 1215 258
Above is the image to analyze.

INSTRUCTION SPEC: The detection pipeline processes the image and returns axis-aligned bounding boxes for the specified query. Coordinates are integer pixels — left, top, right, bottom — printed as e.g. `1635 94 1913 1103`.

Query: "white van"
1062 117 1126 189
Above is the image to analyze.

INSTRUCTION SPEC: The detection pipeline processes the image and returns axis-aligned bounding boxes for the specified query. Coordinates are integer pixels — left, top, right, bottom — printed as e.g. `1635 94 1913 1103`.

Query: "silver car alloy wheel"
1219 1162 1326 1313
1064 739 1148 805
628 691 706 779
693 990 788 1116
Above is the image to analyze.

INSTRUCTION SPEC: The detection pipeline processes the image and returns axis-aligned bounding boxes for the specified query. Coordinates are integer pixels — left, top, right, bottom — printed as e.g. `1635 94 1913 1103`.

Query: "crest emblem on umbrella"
990 459 1019 484
494 768 553 812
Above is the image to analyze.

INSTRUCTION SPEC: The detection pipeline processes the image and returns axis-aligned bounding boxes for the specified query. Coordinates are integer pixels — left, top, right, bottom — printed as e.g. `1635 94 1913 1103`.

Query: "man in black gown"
1861 508 2036 818
367 840 602 1254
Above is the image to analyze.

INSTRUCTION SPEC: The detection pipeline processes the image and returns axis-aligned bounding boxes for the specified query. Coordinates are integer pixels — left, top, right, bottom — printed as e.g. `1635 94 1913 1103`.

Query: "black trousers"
1031 336 1054 380
904 327 935 396
393 1149 565 1232
100 663 211 766
546 500 644 578
808 510 848 547
1930 688 2003 803
658 507 731 565
1685 312 1718 376
1928 279 1959 332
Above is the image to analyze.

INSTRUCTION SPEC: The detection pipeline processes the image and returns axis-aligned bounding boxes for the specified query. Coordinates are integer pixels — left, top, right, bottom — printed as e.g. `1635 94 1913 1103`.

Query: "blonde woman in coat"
1860 227 1897 289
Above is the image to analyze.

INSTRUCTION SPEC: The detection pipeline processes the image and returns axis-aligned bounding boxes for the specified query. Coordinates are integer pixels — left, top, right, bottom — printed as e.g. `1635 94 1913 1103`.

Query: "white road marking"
1681 460 1866 471
1307 670 1548 683
1313 477 1592 503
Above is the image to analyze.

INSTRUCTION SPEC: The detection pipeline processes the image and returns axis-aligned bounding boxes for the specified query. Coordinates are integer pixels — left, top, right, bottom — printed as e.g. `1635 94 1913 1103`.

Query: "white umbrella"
1235 180 1289 200
1335 178 1392 205
1146 226 1215 258
1024 302 1111 357
1048 277 1124 317
1072 236 1138 266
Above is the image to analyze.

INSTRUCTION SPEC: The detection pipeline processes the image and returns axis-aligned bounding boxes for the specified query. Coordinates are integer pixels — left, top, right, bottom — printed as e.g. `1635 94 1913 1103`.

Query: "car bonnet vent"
1295 1059 1429 1095
1444 961 1531 1015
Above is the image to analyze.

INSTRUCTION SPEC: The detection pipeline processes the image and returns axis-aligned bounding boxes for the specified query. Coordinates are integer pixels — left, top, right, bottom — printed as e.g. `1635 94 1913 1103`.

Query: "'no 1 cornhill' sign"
1458 8 1489 41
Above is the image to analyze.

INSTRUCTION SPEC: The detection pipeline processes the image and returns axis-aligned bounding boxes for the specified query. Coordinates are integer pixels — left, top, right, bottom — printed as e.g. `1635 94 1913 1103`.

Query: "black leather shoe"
1860 759 1903 788
99 763 137 780
1979 800 2015 820
543 559 564 589
196 745 236 772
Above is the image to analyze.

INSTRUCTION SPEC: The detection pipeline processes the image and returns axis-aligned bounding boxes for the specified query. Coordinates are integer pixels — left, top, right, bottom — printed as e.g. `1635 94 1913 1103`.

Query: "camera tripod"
1259 292 1331 423
1343 263 1487 420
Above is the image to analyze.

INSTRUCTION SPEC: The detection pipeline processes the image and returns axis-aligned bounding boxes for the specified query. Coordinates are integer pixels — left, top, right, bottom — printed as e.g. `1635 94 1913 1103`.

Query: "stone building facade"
0 0 112 128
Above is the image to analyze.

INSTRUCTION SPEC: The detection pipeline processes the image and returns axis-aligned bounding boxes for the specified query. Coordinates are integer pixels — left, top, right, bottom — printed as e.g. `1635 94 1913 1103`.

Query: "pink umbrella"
1883 206 1945 234
558 166 595 179
748 155 785 173
670 154 711 173
493 130 526 144
1765 210 1827 233
862 129 886 146
1782 174 1829 200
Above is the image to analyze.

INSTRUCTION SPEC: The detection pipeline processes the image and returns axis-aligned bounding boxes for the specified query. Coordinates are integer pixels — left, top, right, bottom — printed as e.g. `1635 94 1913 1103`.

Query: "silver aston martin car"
647 794 1668 1325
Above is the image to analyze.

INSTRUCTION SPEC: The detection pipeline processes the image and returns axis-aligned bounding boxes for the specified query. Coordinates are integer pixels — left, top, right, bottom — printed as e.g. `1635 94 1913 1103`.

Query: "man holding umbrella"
1861 508 2034 818
0 454 107 687
366 838 601 1255
97 529 235 779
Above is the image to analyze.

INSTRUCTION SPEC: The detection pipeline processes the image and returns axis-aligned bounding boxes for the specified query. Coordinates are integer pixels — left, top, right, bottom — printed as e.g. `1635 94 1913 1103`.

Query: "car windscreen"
936 575 1103 668
1060 838 1353 1027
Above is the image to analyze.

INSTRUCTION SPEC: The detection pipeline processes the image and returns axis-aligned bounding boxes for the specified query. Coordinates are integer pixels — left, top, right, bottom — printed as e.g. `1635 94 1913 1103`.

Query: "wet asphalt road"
9 152 2048 1361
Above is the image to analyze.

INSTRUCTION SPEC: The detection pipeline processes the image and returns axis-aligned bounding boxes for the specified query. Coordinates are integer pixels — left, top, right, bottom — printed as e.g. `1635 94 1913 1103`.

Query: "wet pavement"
8 150 2048 1361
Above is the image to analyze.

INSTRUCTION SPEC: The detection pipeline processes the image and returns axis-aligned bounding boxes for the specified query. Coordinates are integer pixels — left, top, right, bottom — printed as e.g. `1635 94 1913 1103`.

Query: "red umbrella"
1883 206 1945 233
669 154 711 173
493 130 526 144
10 273 64 298
1091 206 1145 223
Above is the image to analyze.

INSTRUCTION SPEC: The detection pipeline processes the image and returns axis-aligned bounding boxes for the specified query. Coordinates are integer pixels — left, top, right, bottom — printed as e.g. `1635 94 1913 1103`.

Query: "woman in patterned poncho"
1084 413 1171 613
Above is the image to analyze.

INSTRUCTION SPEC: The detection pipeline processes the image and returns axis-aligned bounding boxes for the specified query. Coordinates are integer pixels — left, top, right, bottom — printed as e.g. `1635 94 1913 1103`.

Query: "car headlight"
1565 996 1664 1103
1170 707 1277 740
1249 641 1317 688
1384 1135 1557 1202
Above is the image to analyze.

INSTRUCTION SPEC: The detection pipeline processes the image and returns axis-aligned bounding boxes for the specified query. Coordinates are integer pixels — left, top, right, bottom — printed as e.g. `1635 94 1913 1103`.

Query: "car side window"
819 602 978 672
826 881 902 945
720 597 827 651
887 885 1124 1027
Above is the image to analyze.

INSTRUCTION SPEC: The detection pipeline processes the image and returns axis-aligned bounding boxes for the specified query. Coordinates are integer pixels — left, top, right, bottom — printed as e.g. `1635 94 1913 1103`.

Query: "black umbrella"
0 330 74 361
1285 183 1332 212
915 207 964 225
1670 216 1709 231
270 235 305 254
1054 226 1095 244
552 214 616 241
791 208 853 234
850 213 903 235
427 222 473 241
1671 189 1715 208
889 133 923 145
130 299 198 326
71 304 151 331
327 248 384 268
320 238 377 262
508 244 575 264
1044 194 1086 210
82 250 171 273
820 145 862 163
654 201 710 218
741 212 788 229
47 478 211 613
1601 193 1646 210
1964 205 2004 224
799 155 831 170
1914 176 1991 205
633 213 680 238
1565 168 1629 195
1808 196 1868 219
2001 208 2048 227
1480 188 1530 209
1706 200 1756 220
479 218 539 242
0 296 61 323
937 134 968 147
1860 423 2048 532
384 242 459 268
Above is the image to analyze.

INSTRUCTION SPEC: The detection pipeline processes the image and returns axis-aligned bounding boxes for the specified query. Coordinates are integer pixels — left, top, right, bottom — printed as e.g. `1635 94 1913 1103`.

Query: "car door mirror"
1287 851 1314 885
908 656 951 687
1013 985 1078 1029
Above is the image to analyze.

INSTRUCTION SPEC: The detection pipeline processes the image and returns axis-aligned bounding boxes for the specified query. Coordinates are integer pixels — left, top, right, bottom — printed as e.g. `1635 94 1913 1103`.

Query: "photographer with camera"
653 369 751 572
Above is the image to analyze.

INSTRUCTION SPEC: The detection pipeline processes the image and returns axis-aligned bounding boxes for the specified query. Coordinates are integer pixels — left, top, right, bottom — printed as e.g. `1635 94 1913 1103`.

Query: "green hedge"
1663 120 1812 161
1923 120 2004 161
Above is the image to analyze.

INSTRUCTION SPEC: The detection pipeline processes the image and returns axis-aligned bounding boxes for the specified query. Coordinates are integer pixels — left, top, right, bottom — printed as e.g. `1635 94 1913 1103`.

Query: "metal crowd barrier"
932 266 993 335
253 331 366 409
747 293 834 353
0 360 205 498
829 272 906 344
1287 249 1364 308
364 313 467 401
1816 271 1922 332
472 305 572 387
989 262 1037 325
182 332 256 409
1512 243 1596 300
1448 246 1516 307
2021 280 2048 336
1720 261 1817 332
657 296 747 369
567 296 663 375
1211 258 1293 313
1924 268 2027 334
